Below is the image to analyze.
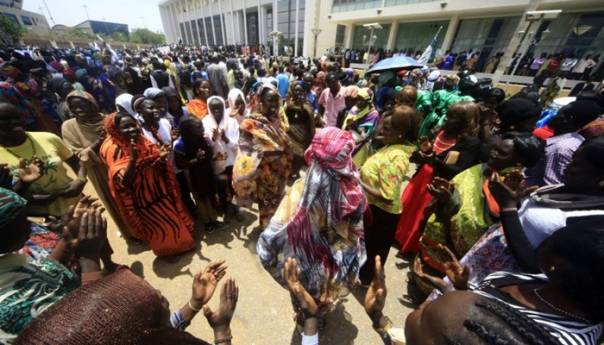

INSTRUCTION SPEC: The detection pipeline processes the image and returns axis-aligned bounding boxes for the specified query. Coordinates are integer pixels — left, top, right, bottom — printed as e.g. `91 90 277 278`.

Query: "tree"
0 15 25 47
67 28 94 39
109 31 128 43
130 28 165 45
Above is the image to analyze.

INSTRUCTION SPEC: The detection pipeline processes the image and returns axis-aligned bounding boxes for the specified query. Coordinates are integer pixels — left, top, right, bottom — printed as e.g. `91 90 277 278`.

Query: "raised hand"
489 172 520 209
18 158 43 183
72 205 107 261
203 278 239 333
191 260 228 310
427 177 453 203
129 139 139 160
364 256 387 321
434 244 470 290
284 257 319 316
159 144 171 159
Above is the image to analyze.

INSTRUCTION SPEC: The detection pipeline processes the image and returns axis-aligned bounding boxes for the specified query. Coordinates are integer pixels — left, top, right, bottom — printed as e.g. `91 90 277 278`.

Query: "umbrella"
366 55 423 74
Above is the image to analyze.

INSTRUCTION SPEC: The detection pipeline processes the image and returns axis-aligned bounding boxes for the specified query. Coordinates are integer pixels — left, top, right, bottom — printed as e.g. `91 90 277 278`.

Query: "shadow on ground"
289 301 359 345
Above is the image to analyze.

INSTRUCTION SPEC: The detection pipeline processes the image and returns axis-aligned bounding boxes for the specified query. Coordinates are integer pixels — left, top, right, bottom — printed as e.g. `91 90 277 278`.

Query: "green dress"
421 164 495 272
0 254 79 343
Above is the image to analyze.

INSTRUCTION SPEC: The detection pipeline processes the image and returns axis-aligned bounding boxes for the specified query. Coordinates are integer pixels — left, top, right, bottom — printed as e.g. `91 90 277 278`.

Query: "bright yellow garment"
360 144 414 214
0 132 78 216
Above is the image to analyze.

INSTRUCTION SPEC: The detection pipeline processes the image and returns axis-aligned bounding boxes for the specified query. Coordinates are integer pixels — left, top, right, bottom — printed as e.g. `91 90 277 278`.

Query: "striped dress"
100 115 195 257
473 272 603 345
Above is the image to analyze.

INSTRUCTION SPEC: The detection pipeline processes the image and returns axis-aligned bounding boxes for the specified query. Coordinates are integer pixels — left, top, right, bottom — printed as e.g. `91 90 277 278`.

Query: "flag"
417 26 443 65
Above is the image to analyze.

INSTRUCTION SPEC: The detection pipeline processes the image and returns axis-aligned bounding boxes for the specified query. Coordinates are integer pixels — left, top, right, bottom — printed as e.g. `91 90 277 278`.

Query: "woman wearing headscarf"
115 93 136 116
187 79 212 119
394 102 482 255
232 84 293 227
284 82 315 175
15 263 240 345
132 96 173 147
174 117 221 231
100 112 194 256
257 127 367 324
342 87 380 167
227 88 249 124
203 96 240 218
61 90 132 237
0 188 107 343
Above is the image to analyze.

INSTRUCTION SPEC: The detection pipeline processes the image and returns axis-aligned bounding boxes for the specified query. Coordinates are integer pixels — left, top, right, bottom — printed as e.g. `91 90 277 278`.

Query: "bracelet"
501 207 518 213
215 336 232 344
188 299 202 312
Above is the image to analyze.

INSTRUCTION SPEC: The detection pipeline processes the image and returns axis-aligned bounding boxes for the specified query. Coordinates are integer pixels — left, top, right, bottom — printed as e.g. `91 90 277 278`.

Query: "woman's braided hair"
450 297 560 345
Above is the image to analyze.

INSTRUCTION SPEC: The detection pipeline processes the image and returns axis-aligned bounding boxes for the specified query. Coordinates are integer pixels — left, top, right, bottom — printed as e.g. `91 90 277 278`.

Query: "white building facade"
158 0 334 57
0 0 50 36
159 0 604 59
322 0 604 59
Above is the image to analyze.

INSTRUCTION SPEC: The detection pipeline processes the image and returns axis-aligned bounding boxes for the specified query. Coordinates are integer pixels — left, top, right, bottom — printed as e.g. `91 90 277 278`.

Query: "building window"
213 15 224 46
185 20 193 45
205 17 214 46
20 15 33 25
0 12 19 24
335 24 346 48
394 21 448 53
197 19 207 46
190 20 199 45
179 22 186 44
351 23 391 50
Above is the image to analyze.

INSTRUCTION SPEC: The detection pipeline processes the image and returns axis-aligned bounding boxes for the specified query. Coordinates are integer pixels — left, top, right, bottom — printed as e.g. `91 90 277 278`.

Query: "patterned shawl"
257 127 367 301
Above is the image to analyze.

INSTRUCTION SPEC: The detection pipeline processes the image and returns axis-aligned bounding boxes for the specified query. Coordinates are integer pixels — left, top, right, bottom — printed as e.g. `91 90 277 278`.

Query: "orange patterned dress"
100 114 194 256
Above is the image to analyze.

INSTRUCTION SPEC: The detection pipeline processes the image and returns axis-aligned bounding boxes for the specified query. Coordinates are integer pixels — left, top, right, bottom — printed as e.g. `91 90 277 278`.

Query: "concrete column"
386 20 398 50
258 1 265 45
344 23 354 49
440 15 459 53
272 0 278 55
230 0 237 44
218 1 226 45
169 3 180 43
210 4 217 46
201 4 209 47
294 0 299 56
243 6 248 46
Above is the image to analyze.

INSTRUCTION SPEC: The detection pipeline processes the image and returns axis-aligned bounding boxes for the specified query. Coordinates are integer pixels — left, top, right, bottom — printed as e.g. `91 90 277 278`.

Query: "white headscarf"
205 96 227 130
227 88 247 117
115 93 135 116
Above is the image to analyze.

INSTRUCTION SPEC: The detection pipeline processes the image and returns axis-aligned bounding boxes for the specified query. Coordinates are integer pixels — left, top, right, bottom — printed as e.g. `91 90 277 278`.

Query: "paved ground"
95 181 415 345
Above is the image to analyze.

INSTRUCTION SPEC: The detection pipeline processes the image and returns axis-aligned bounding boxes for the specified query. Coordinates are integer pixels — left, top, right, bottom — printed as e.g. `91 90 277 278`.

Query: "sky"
23 0 164 33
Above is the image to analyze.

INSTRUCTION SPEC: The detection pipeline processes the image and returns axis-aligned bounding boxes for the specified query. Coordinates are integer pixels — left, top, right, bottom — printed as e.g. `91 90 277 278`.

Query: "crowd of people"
340 47 603 81
1 42 604 345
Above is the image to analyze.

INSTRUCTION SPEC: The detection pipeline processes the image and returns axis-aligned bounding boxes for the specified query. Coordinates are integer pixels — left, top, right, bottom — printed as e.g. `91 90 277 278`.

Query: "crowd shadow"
151 244 210 279
289 301 359 345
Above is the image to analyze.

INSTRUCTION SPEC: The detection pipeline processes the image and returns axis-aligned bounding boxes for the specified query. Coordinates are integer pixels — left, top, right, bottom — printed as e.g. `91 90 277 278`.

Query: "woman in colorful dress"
233 84 293 228
187 79 212 120
284 82 315 175
412 133 543 297
358 106 419 285
61 90 132 238
100 112 194 256
394 102 481 256
342 87 381 167
257 127 366 323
